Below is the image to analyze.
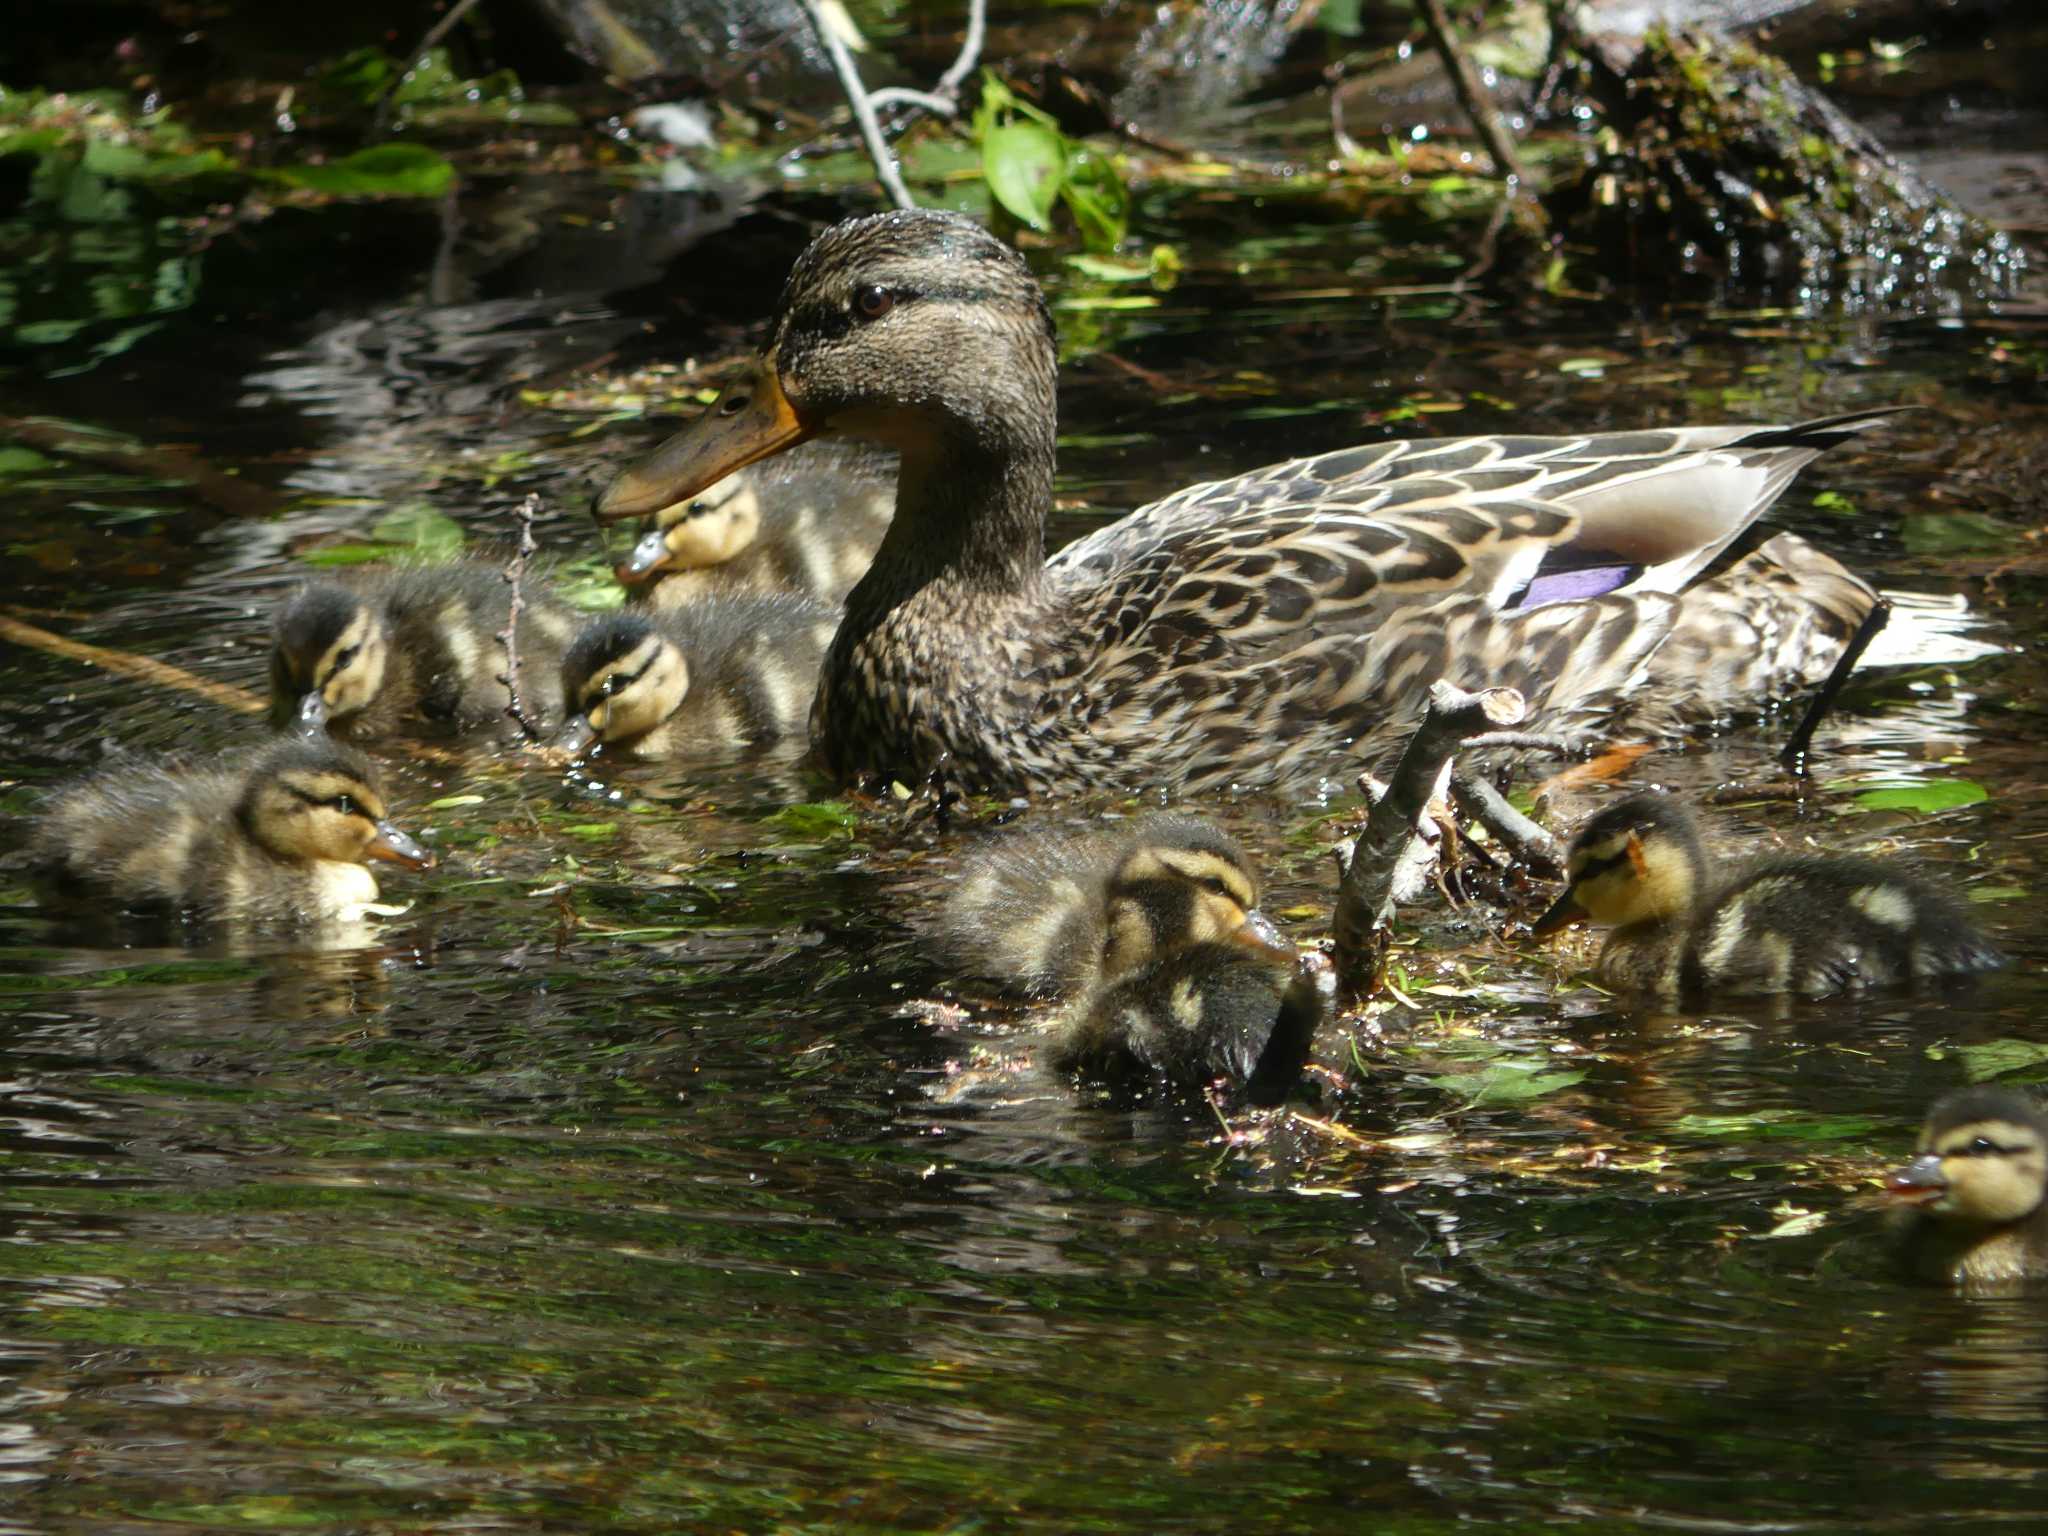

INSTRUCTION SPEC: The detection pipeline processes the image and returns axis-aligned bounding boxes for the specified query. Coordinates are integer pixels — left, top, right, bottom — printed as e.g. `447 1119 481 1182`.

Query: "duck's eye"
329 794 360 817
853 284 895 322
333 644 360 672
1203 876 1235 898
1968 1136 2001 1156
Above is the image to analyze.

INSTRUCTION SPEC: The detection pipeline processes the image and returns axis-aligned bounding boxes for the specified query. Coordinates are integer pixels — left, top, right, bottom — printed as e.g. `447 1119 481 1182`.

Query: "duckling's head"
1889 1087 2048 1230
615 471 764 587
1533 791 1707 936
236 737 433 870
1101 816 1287 975
271 584 390 733
551 613 689 757
596 210 1055 521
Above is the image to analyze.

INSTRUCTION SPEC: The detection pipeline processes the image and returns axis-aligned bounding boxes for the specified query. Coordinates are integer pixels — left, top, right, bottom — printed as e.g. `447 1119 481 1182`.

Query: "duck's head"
1101 816 1291 975
596 210 1056 523
236 737 433 870
615 470 764 587
550 612 688 757
1889 1087 2048 1229
270 584 390 734
1532 791 1707 936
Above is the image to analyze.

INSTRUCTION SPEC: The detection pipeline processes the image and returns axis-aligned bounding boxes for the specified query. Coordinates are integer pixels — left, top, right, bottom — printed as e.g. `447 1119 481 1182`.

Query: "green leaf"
372 503 466 558
1060 148 1128 252
272 144 455 199
982 120 1064 231
1949 1039 2048 1083
1430 1064 1586 1106
298 543 399 567
1852 779 1988 813
763 802 861 839
0 446 54 475
1811 490 1856 514
1898 511 2016 556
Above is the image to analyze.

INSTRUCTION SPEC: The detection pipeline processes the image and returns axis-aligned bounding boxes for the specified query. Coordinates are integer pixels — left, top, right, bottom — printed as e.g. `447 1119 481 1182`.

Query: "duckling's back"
930 825 1125 997
1682 855 2002 997
654 590 838 749
369 561 578 729
30 755 245 918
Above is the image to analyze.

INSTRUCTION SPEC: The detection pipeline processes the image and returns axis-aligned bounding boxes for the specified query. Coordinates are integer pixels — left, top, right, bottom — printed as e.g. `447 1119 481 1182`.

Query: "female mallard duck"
615 441 895 608
271 561 579 740
31 736 434 927
595 208 1885 795
933 814 1319 1100
1889 1087 2048 1288
1532 791 2002 997
549 595 836 761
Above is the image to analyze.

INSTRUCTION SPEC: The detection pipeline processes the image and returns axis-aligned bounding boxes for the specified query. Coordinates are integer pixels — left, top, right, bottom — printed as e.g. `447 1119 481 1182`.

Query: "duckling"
615 442 894 608
1054 944 1332 1107
548 593 836 761
30 735 434 927
934 814 1273 999
1889 1087 2048 1288
270 561 579 740
1533 791 2002 998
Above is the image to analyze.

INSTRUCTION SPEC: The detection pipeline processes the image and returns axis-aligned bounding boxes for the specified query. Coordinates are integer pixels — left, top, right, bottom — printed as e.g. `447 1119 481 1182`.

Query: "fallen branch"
1332 682 1527 1002
1450 769 1564 876
1414 0 1530 188
497 494 546 742
795 0 915 209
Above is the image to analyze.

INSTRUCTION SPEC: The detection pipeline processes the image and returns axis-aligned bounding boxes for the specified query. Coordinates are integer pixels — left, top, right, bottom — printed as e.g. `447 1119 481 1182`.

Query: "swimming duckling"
615 442 894 608
934 814 1275 999
30 735 434 927
1532 791 2002 998
1889 1087 2048 1288
270 561 579 740
548 594 836 761
1054 944 1332 1106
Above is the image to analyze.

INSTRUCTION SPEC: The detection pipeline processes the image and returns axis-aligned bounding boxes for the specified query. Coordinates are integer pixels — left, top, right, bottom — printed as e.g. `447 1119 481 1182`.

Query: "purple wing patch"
1518 564 1637 609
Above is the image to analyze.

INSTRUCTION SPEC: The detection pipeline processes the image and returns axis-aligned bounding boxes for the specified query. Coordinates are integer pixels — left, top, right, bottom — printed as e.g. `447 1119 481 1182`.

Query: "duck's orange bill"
1529 887 1586 937
594 361 813 523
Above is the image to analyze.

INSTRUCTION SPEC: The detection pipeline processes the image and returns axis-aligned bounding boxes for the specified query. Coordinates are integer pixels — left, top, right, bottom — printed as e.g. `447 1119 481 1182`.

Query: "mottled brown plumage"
598 209 1886 795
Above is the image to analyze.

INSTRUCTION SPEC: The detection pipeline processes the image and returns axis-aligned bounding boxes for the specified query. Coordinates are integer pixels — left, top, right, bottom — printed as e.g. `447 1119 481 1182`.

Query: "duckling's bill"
616 527 673 584
1886 1155 1948 1206
1232 908 1296 962
596 363 813 522
1530 886 1588 937
368 821 435 870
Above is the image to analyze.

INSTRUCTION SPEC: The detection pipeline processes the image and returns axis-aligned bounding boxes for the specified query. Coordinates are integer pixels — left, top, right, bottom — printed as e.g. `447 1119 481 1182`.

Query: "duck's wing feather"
1048 412 1901 655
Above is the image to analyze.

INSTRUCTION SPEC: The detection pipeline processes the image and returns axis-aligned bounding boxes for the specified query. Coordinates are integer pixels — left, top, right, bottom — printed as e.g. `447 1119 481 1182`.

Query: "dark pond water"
4 30 2048 1534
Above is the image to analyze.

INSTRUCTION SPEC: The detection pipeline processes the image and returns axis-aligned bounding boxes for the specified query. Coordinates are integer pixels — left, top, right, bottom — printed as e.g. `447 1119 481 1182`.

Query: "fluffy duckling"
270 561 579 740
933 814 1318 1101
934 814 1274 998
615 442 894 608
1533 791 2002 998
549 594 836 761
1054 944 1332 1107
1889 1087 2048 1288
31 736 434 927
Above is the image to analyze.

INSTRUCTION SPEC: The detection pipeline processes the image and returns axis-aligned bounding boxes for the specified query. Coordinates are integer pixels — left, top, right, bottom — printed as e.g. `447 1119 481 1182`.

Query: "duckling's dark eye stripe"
1572 848 1632 883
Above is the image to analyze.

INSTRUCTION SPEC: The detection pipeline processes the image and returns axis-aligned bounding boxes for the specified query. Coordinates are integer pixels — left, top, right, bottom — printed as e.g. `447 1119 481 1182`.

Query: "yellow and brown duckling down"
30 736 433 927
270 561 578 741
933 814 1323 1102
1533 792 2002 998
549 594 837 761
615 442 894 608
1889 1087 2048 1288
596 207 1885 795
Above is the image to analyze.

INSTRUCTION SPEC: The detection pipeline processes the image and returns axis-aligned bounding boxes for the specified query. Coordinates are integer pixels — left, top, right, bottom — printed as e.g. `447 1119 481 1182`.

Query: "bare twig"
1780 597 1892 775
1450 770 1564 875
933 0 987 100
1332 682 1528 1002
867 88 958 115
795 0 915 209
498 494 546 742
0 611 266 716
1413 0 1530 187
